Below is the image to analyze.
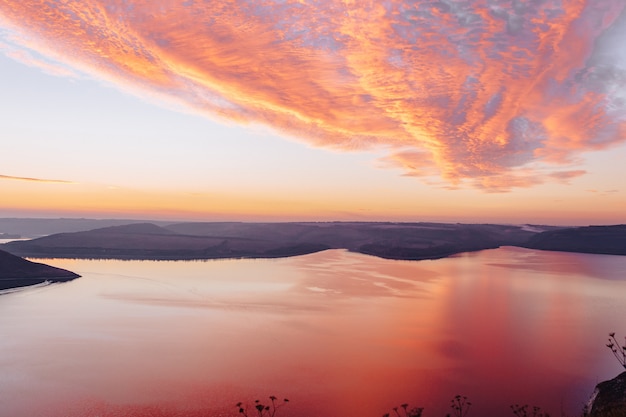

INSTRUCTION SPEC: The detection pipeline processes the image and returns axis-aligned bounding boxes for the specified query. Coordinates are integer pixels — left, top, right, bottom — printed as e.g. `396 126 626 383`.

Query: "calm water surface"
1 247 626 417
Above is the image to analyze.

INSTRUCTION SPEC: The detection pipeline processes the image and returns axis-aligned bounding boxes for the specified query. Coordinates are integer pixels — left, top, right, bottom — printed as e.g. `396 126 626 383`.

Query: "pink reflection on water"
0 248 625 417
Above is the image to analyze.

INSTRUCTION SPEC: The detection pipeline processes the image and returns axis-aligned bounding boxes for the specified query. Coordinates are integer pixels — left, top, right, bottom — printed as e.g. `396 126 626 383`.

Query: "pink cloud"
0 42 79 77
0 0 624 191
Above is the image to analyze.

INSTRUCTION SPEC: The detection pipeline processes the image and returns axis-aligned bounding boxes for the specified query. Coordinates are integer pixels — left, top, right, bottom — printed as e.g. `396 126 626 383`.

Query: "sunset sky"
1 0 625 225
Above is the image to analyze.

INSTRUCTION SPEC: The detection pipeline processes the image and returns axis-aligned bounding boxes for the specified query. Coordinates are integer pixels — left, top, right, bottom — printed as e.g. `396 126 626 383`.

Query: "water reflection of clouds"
4 248 626 417
287 249 438 298
486 246 626 281
100 294 333 314
91 250 437 305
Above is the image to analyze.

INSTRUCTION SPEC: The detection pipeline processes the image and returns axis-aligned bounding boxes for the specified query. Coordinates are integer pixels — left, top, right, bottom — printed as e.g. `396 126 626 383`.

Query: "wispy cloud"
587 188 620 195
1 0 624 190
0 174 74 184
0 39 79 78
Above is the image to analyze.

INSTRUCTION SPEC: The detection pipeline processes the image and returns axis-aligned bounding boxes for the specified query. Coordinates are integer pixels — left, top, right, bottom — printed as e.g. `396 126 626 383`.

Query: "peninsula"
0 249 80 291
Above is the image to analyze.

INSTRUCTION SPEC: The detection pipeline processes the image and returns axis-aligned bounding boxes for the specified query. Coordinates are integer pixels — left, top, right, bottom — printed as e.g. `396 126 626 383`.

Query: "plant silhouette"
606 332 626 370
236 396 289 417
449 395 471 417
382 402 423 417
510 404 550 417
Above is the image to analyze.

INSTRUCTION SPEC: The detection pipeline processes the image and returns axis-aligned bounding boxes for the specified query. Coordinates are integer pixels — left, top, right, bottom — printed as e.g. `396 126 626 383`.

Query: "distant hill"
524 225 626 255
0 249 79 291
2 221 538 261
0 218 172 238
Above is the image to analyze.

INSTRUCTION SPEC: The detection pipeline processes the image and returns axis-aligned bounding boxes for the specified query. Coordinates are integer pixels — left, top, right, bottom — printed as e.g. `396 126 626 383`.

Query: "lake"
1 247 625 417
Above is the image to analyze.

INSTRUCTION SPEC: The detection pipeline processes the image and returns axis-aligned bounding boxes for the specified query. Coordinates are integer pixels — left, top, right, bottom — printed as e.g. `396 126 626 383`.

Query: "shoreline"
12 244 626 263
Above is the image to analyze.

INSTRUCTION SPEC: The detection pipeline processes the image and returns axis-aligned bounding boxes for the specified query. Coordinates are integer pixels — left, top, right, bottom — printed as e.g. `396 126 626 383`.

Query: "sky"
1 0 626 225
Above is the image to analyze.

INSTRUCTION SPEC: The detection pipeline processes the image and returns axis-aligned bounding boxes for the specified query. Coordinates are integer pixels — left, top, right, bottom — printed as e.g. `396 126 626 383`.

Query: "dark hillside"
524 225 626 255
3 222 538 261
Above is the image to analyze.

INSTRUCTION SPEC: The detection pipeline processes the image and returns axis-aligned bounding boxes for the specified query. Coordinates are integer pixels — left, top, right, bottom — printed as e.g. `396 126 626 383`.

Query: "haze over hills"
0 218 172 238
0 249 80 291
3 221 550 260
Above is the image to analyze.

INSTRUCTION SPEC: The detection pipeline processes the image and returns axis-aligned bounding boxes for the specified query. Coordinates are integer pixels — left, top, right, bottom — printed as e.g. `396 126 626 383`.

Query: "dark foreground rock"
0 249 80 291
587 372 626 417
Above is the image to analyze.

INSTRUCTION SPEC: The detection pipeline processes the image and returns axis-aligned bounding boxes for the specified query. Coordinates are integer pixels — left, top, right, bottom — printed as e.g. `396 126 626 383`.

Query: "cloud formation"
1 0 625 190
0 174 74 184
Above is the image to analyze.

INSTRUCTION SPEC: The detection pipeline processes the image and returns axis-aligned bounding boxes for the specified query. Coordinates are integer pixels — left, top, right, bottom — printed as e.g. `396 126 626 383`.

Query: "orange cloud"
0 0 624 190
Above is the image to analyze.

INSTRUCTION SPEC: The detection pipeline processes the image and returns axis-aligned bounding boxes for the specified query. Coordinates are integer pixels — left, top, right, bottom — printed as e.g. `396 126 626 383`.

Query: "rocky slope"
587 371 626 416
